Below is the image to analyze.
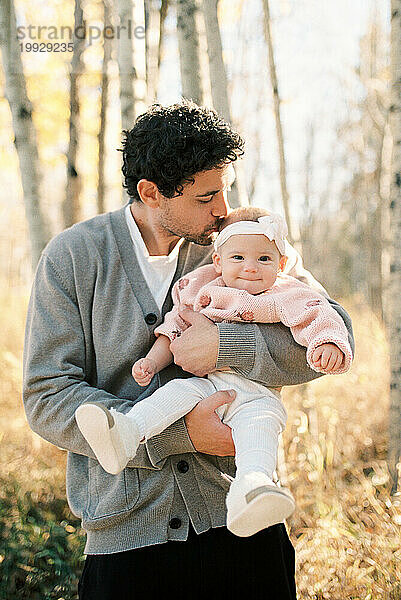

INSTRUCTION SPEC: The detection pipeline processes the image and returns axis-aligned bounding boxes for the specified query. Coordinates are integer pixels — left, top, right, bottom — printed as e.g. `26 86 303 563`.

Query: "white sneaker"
226 472 295 537
75 403 141 475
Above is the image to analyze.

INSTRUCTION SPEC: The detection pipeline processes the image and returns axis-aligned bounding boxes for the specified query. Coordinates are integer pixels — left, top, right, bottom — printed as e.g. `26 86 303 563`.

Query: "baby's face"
213 234 285 294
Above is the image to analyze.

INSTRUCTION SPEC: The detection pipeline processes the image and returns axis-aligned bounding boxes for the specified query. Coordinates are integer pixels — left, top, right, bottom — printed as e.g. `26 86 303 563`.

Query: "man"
23 101 354 599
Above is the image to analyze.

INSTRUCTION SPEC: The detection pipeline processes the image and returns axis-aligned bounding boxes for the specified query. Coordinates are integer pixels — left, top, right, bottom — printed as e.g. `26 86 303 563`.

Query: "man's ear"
212 251 222 275
279 255 288 272
137 179 160 207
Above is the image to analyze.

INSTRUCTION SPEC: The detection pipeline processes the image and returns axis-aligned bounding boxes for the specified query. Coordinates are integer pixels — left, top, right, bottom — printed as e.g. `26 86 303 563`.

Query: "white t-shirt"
125 205 184 310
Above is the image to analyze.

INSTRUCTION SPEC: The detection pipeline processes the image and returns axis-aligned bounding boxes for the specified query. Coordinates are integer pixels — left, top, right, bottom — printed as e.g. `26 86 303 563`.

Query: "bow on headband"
213 213 288 255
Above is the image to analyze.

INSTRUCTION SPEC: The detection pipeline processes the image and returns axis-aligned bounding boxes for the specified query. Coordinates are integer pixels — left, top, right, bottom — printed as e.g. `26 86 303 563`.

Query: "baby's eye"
232 255 244 261
259 256 272 262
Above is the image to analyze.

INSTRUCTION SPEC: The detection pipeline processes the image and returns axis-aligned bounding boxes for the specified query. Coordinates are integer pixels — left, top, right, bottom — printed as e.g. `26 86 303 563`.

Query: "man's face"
156 165 235 245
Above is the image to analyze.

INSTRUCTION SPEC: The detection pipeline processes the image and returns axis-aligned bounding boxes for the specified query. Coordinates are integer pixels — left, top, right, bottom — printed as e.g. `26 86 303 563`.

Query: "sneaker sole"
75 403 126 475
227 486 295 537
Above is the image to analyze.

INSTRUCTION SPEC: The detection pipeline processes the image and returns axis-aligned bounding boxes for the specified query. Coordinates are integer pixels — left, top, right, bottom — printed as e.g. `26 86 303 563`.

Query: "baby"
76 207 352 537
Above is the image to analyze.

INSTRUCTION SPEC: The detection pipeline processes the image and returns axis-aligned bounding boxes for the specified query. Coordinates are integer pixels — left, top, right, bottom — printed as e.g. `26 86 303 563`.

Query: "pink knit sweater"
155 264 353 375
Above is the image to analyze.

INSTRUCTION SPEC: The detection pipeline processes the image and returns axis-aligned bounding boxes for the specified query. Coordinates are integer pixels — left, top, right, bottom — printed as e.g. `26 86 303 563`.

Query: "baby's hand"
311 343 344 373
132 357 157 386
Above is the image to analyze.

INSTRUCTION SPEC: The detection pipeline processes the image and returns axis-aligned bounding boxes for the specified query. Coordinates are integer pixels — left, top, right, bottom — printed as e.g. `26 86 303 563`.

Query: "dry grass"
0 287 67 496
0 288 400 599
282 296 401 599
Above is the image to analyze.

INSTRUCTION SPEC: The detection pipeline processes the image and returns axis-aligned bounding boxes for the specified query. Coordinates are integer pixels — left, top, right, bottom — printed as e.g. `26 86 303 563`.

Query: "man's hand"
311 343 344 372
184 390 235 456
170 306 219 376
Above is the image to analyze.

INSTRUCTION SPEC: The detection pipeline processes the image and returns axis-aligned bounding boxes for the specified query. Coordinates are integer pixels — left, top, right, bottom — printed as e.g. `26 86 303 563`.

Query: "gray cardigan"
23 206 354 554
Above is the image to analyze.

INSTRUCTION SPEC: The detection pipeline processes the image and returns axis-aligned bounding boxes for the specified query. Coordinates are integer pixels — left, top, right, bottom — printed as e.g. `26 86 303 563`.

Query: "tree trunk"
63 0 85 229
145 0 167 103
117 0 136 131
176 0 203 104
0 0 50 269
262 0 293 243
388 0 401 493
97 0 112 215
202 0 229 121
158 0 169 78
202 0 246 207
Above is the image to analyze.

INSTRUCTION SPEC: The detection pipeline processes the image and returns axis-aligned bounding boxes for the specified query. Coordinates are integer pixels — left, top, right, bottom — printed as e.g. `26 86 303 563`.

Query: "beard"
183 231 216 245
162 221 219 246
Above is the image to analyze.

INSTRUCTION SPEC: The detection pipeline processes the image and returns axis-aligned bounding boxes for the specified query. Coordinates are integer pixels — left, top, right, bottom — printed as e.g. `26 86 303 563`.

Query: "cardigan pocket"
216 456 237 489
82 461 140 531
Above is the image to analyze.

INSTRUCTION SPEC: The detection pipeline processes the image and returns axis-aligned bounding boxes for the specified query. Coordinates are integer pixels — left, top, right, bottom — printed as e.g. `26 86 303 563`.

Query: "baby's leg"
223 392 287 479
126 377 215 441
75 377 214 475
221 391 295 537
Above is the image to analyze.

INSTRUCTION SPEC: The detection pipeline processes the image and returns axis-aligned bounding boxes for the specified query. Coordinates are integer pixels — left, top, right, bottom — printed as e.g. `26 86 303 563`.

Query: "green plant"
0 478 85 600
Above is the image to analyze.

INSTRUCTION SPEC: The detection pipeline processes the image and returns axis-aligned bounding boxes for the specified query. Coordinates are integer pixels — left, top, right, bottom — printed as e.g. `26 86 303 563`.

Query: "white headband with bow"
213 213 288 255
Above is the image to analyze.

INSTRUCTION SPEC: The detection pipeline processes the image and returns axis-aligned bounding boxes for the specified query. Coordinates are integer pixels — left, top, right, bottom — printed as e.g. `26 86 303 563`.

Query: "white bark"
0 0 50 269
176 0 203 104
202 0 246 208
144 0 165 103
117 0 136 131
63 0 85 229
157 0 169 77
97 0 112 215
388 0 401 493
262 0 293 242
202 0 229 121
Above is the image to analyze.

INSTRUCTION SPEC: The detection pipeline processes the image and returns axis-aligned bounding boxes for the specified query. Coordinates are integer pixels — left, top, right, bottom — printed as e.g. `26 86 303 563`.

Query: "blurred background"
0 0 400 598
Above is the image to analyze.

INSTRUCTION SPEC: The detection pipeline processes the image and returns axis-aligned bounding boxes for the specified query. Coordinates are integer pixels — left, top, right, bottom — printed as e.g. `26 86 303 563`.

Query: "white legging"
126 371 287 479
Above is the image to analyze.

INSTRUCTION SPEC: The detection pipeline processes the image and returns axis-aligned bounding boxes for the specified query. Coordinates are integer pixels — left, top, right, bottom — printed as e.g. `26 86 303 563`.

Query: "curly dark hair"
121 101 245 202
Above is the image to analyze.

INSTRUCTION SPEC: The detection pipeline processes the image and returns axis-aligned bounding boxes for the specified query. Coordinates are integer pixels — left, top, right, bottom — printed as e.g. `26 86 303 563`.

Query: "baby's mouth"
240 277 261 282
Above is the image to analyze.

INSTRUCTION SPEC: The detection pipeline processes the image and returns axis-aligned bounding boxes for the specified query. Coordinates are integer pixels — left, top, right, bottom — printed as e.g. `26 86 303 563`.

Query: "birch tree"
262 0 293 242
97 0 112 215
144 0 168 103
176 0 203 104
117 0 136 131
202 0 246 207
158 0 169 84
388 0 401 493
0 0 50 269
63 0 85 229
202 0 229 122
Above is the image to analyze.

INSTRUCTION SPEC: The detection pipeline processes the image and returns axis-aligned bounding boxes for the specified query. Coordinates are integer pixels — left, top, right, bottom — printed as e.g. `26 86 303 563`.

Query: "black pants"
78 523 296 599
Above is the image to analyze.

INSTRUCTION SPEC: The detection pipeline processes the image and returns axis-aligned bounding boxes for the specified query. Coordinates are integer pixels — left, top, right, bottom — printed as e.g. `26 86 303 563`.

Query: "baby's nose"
244 263 258 272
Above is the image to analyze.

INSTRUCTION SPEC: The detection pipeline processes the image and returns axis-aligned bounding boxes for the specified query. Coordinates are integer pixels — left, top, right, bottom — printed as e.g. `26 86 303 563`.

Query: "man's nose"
211 191 230 217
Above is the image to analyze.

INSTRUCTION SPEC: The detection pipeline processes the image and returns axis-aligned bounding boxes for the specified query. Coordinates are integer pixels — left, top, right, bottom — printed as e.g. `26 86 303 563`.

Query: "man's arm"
216 298 354 387
23 250 197 470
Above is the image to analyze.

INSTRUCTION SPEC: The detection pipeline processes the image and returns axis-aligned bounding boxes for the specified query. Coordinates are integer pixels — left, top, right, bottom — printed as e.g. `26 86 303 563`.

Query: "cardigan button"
177 460 189 473
169 518 182 529
145 313 157 325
